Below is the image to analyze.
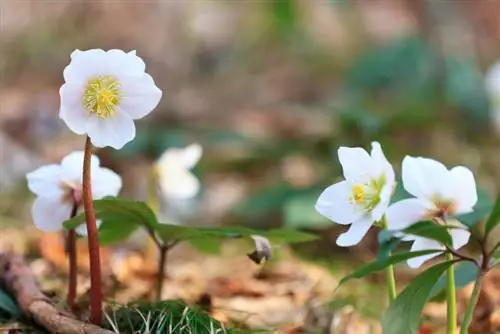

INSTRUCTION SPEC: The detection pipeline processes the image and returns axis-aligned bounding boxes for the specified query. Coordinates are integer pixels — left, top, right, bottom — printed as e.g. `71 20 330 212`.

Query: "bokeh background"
3 0 500 332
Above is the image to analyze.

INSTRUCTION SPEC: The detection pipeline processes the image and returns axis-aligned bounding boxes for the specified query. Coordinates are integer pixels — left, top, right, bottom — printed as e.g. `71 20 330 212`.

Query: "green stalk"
446 252 457 334
380 217 397 302
460 272 482 334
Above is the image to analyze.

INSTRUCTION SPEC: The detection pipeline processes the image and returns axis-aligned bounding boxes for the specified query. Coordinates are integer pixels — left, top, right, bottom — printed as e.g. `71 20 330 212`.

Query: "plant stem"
446 252 457 334
82 136 102 325
380 217 397 302
155 245 168 301
460 272 482 334
65 203 79 311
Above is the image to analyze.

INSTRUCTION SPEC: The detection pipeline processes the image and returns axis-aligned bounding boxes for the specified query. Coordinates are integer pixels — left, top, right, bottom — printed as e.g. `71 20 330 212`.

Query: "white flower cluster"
315 142 478 268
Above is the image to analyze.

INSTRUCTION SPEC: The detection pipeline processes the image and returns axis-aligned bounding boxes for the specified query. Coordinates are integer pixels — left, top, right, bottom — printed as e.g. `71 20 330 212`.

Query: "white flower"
386 156 477 268
485 61 500 132
26 151 122 236
315 142 395 246
59 49 162 149
155 143 203 200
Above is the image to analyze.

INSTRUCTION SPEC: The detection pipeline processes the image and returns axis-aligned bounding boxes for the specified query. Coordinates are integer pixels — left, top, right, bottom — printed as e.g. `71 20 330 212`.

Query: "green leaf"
402 221 453 247
338 250 443 286
98 219 140 246
429 261 478 300
485 194 500 236
284 192 332 229
0 288 19 318
381 260 456 334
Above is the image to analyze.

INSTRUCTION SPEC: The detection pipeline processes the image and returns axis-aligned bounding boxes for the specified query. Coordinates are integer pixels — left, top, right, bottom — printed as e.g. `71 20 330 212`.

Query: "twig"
445 246 479 266
0 252 114 334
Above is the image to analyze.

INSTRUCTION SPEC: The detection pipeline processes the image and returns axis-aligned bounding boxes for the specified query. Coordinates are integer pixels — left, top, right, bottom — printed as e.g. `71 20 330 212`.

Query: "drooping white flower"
315 142 395 246
59 49 162 150
26 151 122 236
155 143 203 200
485 61 500 132
386 156 477 268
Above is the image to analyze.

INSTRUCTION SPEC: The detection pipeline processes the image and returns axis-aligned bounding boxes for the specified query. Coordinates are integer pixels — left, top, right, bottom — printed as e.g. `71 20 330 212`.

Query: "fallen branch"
0 252 114 334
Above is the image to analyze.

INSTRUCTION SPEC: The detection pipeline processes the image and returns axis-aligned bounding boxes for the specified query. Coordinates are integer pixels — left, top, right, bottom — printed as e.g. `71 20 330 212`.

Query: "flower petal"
449 226 471 250
92 167 123 199
59 83 90 135
159 169 201 200
180 143 203 169
105 49 146 78
336 216 373 247
31 197 71 232
402 156 449 200
86 111 136 149
75 219 102 236
445 166 478 214
337 146 372 183
59 151 100 184
407 237 444 268
26 164 64 199
315 181 363 225
370 142 395 180
385 198 430 230
119 73 162 120
485 61 500 93
63 49 107 84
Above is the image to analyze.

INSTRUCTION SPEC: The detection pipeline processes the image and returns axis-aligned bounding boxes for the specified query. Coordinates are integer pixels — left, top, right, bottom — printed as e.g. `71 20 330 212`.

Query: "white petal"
370 142 395 180
336 216 373 247
92 167 122 199
402 156 449 200
26 164 64 198
180 143 203 169
60 151 99 184
445 166 478 214
86 111 136 149
159 169 201 200
75 219 102 237
371 196 390 222
407 237 444 268
105 49 146 77
31 197 72 232
315 181 364 225
385 198 430 230
485 61 500 93
449 226 471 250
59 83 90 135
118 73 162 120
337 146 372 183
63 49 107 84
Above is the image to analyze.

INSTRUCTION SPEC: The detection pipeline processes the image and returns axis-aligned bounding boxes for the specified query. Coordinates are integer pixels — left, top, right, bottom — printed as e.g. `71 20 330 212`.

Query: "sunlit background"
2 0 500 332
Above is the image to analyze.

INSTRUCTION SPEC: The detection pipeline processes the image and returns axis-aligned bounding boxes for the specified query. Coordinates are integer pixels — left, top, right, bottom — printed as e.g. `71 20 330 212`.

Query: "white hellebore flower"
26 151 122 236
315 142 395 246
59 49 162 149
386 156 477 268
485 61 500 132
156 143 203 200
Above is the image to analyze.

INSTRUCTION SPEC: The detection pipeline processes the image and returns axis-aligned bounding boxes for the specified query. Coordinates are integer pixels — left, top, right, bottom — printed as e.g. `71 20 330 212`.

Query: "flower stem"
65 203 78 311
155 245 168 301
446 252 457 334
380 217 397 302
460 272 482 334
82 136 102 325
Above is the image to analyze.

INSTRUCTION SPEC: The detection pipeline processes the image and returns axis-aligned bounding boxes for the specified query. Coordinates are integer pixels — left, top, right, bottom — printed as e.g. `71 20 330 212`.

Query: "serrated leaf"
0 288 19 318
338 249 443 286
402 221 453 247
485 194 500 236
381 260 456 334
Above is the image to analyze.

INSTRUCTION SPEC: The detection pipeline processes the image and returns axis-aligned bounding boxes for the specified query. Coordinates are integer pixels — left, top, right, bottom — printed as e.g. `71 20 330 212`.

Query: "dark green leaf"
284 192 332 229
98 219 140 246
0 288 19 318
402 221 453 247
382 260 456 334
338 250 443 286
429 261 478 300
485 194 500 236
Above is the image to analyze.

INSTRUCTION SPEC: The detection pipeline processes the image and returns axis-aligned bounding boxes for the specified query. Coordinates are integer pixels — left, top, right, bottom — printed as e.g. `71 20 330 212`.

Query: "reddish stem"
66 203 78 311
82 136 102 325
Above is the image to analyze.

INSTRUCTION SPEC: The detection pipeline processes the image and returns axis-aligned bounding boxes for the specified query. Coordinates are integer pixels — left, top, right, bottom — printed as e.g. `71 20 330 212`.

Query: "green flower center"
82 75 122 118
349 174 386 212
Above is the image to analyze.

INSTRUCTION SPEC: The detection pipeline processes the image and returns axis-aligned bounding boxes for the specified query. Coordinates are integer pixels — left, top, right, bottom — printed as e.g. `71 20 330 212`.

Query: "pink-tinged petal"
315 181 364 225
445 166 478 214
337 146 372 183
407 237 444 268
402 156 449 200
86 111 136 149
31 197 72 232
336 216 373 247
118 73 162 120
385 198 430 230
26 164 64 199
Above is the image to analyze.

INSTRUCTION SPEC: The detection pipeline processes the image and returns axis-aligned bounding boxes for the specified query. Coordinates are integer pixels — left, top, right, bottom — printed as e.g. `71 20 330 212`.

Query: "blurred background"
3 0 500 332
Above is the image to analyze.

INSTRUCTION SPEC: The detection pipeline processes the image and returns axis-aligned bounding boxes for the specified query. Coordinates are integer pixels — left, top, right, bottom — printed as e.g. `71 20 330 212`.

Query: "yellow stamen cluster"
349 174 386 212
82 75 122 118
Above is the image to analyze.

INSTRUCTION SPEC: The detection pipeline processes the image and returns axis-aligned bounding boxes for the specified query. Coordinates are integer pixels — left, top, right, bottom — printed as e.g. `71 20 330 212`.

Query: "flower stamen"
82 75 122 118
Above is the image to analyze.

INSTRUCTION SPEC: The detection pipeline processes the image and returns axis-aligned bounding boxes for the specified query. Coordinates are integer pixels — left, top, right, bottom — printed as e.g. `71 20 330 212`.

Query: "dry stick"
82 136 102 325
66 202 79 311
0 252 114 334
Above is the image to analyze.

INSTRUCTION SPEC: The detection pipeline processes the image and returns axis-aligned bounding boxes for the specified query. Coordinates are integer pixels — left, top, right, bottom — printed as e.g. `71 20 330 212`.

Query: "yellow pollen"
82 75 122 118
351 185 365 205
